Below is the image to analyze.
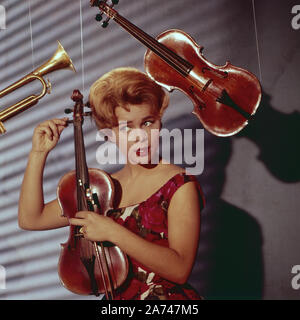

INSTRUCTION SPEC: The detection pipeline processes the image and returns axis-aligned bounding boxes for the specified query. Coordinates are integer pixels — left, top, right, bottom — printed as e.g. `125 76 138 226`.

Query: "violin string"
251 0 263 83
27 0 35 69
75 125 86 258
116 15 191 76
78 122 112 295
79 0 85 92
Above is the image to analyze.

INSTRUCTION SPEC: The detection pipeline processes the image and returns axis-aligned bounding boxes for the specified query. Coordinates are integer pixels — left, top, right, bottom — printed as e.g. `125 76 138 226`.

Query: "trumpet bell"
0 41 76 134
33 41 76 76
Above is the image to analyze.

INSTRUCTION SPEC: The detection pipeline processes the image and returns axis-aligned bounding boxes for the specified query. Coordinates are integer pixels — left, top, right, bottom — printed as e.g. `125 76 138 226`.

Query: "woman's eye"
144 120 153 127
120 121 153 131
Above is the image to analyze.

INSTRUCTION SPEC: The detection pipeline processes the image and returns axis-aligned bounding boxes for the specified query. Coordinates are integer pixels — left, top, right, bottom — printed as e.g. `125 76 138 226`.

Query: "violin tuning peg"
95 13 103 21
90 0 100 6
64 108 73 114
102 19 110 28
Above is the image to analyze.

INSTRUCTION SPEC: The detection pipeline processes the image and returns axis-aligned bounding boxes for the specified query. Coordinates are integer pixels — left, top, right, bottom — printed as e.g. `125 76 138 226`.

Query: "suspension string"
27 0 35 69
251 0 263 83
79 0 85 92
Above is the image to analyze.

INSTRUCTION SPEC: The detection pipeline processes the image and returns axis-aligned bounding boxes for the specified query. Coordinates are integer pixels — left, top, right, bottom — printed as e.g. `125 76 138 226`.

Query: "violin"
91 0 262 137
57 89 128 300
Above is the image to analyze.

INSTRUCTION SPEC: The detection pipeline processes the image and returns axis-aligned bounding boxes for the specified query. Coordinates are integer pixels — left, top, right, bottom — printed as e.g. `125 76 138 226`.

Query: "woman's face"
111 103 161 165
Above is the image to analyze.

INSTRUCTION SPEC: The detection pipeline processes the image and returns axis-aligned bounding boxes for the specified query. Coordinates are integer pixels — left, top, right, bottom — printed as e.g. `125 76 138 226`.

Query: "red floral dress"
107 172 205 300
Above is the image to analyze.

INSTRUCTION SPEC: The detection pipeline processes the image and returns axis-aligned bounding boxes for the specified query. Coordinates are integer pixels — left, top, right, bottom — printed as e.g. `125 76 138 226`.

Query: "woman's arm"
18 118 69 230
70 180 201 284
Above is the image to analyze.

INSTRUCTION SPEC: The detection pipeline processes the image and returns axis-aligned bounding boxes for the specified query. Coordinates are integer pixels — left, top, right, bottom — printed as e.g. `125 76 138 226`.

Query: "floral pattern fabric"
107 172 205 300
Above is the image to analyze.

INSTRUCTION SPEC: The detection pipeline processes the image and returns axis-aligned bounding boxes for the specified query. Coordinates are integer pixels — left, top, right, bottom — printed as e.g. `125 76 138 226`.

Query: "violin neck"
112 11 193 77
74 121 89 211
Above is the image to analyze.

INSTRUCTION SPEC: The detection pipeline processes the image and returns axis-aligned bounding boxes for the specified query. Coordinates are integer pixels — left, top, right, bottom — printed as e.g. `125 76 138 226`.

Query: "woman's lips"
136 146 150 156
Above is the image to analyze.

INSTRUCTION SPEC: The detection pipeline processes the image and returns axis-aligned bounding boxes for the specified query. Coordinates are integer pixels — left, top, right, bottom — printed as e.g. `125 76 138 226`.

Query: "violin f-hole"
202 66 228 79
189 85 206 110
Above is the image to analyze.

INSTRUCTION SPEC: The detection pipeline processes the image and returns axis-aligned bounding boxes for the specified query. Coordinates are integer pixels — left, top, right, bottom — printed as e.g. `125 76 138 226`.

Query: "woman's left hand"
69 211 116 242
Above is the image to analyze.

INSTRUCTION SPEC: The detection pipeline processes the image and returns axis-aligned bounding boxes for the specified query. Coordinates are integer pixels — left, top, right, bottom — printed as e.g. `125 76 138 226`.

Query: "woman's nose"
131 128 149 143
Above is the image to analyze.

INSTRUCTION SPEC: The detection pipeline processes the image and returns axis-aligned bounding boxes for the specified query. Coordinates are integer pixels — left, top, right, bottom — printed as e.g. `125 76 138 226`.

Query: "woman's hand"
69 211 117 242
31 118 69 154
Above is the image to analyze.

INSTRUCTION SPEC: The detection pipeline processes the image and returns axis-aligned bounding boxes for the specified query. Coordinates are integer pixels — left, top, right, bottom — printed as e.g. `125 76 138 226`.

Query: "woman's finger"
37 125 53 140
69 218 86 226
75 211 89 219
57 125 67 135
53 117 69 124
47 120 60 139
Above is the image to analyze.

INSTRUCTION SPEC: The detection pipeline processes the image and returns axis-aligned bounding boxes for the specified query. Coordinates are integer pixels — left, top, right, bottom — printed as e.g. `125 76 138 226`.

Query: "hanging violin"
57 89 128 299
90 0 262 137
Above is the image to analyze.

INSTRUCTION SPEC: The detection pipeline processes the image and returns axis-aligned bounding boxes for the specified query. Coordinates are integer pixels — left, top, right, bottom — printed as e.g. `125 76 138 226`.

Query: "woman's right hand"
31 118 69 154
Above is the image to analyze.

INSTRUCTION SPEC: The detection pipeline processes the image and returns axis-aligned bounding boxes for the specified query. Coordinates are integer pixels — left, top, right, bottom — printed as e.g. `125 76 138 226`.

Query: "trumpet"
0 41 76 134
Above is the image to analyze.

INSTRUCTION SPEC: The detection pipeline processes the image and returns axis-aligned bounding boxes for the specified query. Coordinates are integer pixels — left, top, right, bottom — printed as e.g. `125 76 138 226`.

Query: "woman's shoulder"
159 164 205 210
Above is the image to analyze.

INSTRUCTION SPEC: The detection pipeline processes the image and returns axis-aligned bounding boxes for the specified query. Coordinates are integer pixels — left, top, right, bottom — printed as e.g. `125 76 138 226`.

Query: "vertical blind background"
0 0 299 299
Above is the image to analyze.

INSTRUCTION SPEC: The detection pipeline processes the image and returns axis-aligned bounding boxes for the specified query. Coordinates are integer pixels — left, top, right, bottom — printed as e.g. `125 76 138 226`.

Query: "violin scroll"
91 0 119 28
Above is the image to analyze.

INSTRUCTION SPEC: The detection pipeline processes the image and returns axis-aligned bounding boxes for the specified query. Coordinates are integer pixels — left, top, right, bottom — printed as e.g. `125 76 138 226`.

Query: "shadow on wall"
235 91 300 183
193 134 264 300
203 199 264 300
193 89 300 299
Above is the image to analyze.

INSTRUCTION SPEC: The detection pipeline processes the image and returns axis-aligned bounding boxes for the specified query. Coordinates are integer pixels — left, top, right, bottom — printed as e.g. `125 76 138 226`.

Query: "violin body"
57 167 128 295
144 29 262 136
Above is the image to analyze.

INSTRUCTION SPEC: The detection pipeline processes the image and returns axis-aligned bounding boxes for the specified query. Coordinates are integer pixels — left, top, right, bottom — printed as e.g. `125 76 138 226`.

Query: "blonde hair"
89 67 169 129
